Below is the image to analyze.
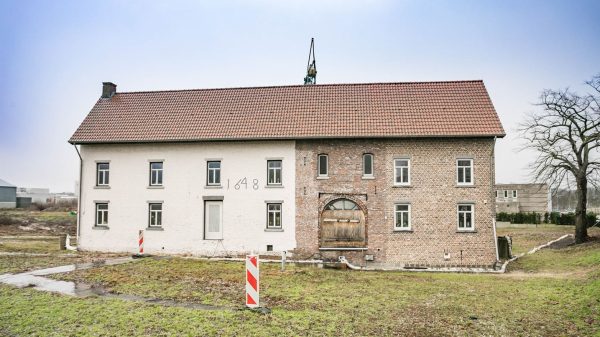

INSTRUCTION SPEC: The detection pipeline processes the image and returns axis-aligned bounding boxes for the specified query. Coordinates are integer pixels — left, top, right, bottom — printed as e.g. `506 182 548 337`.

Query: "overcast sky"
1 0 599 192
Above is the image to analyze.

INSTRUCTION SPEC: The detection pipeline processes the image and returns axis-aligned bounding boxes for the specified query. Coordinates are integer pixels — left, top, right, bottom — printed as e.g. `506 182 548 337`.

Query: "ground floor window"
149 203 163 227
266 203 282 229
457 204 474 230
95 203 108 226
394 203 411 230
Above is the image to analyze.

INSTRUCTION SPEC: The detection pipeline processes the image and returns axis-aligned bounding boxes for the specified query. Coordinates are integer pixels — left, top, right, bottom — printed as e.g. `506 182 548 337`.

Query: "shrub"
0 214 15 226
495 212 541 224
547 211 597 227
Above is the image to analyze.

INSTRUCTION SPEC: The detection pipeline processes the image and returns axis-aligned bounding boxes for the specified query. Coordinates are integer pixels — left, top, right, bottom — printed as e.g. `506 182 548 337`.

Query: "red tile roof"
69 80 505 144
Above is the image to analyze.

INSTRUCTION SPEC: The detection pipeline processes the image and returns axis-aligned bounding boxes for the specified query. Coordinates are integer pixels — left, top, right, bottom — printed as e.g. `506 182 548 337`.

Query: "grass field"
0 217 599 336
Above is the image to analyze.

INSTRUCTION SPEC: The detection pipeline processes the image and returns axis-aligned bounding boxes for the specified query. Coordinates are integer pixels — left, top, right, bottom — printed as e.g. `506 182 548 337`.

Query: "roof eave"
68 133 506 145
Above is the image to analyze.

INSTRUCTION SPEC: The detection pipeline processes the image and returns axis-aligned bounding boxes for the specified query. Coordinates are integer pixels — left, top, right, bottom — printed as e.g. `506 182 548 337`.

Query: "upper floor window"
363 154 374 177
394 203 411 231
495 190 498 198
95 203 108 226
457 204 474 231
266 203 282 229
394 159 410 185
149 162 163 186
318 154 328 177
512 190 518 198
96 163 110 186
207 161 221 186
457 159 473 185
504 190 508 198
267 160 282 185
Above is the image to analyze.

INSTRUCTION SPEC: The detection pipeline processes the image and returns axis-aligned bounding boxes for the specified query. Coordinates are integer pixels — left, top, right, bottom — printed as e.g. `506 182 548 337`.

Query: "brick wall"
294 138 498 268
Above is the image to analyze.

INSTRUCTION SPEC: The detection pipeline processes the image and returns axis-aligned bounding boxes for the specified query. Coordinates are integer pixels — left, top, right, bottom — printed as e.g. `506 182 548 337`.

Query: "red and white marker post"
138 230 144 255
246 255 259 308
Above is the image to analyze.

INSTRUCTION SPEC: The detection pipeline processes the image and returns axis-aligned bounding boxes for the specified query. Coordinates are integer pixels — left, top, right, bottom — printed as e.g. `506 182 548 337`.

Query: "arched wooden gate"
319 198 366 248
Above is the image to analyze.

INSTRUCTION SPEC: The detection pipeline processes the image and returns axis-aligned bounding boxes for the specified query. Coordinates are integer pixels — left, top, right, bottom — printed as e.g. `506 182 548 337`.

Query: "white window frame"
495 190 498 198
95 203 108 226
512 190 518 198
504 190 508 198
393 158 411 186
267 160 282 185
149 162 163 186
96 163 110 186
148 203 163 228
457 204 475 231
207 161 221 186
456 159 473 186
394 203 411 231
362 153 374 178
266 203 282 229
317 154 328 177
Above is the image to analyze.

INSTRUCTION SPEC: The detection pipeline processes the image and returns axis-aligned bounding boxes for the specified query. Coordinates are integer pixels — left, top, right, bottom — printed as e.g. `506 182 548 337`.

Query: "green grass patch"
1 225 598 336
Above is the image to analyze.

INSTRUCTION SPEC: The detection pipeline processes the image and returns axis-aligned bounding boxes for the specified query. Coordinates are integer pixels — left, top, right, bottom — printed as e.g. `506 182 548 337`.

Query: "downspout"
491 136 499 263
73 144 83 248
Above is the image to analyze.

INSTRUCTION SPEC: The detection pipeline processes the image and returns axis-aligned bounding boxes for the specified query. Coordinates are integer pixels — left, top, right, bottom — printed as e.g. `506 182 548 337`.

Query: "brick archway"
318 196 368 248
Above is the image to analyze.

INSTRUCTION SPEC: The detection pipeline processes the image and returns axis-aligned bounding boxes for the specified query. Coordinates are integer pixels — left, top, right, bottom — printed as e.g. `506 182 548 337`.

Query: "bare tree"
519 74 600 243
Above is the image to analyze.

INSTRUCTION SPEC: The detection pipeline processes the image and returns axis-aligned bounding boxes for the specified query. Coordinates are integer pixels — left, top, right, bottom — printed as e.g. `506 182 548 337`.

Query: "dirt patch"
0 210 75 236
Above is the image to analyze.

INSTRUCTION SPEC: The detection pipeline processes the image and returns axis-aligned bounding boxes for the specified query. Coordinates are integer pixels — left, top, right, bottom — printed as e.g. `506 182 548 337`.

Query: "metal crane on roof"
303 38 317 85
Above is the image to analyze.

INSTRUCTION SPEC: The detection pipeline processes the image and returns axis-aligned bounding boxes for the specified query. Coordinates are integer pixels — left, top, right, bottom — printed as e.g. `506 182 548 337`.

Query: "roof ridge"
116 80 485 95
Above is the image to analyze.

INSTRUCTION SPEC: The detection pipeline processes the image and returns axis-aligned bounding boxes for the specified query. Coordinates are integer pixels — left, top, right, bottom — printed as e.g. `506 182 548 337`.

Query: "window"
207 161 221 186
149 203 162 227
495 190 498 198
267 160 282 185
363 154 374 177
513 190 518 198
95 203 108 226
149 162 163 186
394 159 410 185
326 199 359 210
317 154 328 177
504 190 508 198
394 204 411 230
457 159 473 185
457 204 474 231
96 163 109 186
266 203 282 229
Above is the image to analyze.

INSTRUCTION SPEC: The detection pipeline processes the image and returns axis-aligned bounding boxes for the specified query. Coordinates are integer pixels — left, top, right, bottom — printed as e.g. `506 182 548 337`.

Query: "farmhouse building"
69 80 505 268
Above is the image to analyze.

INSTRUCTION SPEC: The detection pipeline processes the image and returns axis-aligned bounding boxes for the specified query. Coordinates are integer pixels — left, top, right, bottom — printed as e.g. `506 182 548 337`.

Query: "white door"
205 201 223 240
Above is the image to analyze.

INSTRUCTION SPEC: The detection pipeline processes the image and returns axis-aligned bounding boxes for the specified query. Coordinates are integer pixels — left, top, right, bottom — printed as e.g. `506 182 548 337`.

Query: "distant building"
0 178 17 208
495 183 550 214
16 187 51 204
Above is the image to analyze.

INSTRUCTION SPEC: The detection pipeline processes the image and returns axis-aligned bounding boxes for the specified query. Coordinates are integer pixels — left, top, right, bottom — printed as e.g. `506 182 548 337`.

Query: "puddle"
0 256 229 311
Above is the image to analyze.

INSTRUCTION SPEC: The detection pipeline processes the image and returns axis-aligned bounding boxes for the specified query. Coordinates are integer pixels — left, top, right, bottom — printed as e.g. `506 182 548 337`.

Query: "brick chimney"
101 82 117 98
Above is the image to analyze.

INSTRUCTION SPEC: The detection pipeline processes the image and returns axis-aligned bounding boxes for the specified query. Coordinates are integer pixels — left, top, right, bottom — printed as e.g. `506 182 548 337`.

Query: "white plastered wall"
78 141 296 255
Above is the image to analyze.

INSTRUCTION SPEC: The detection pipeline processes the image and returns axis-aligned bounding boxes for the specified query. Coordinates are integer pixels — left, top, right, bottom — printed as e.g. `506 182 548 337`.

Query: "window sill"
456 184 475 188
362 176 375 180
392 184 412 188
92 226 109 230
147 186 164 189
456 229 477 233
265 185 284 189
393 229 413 232
146 227 164 231
204 185 223 189
264 228 284 232
316 176 329 180
94 186 110 189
